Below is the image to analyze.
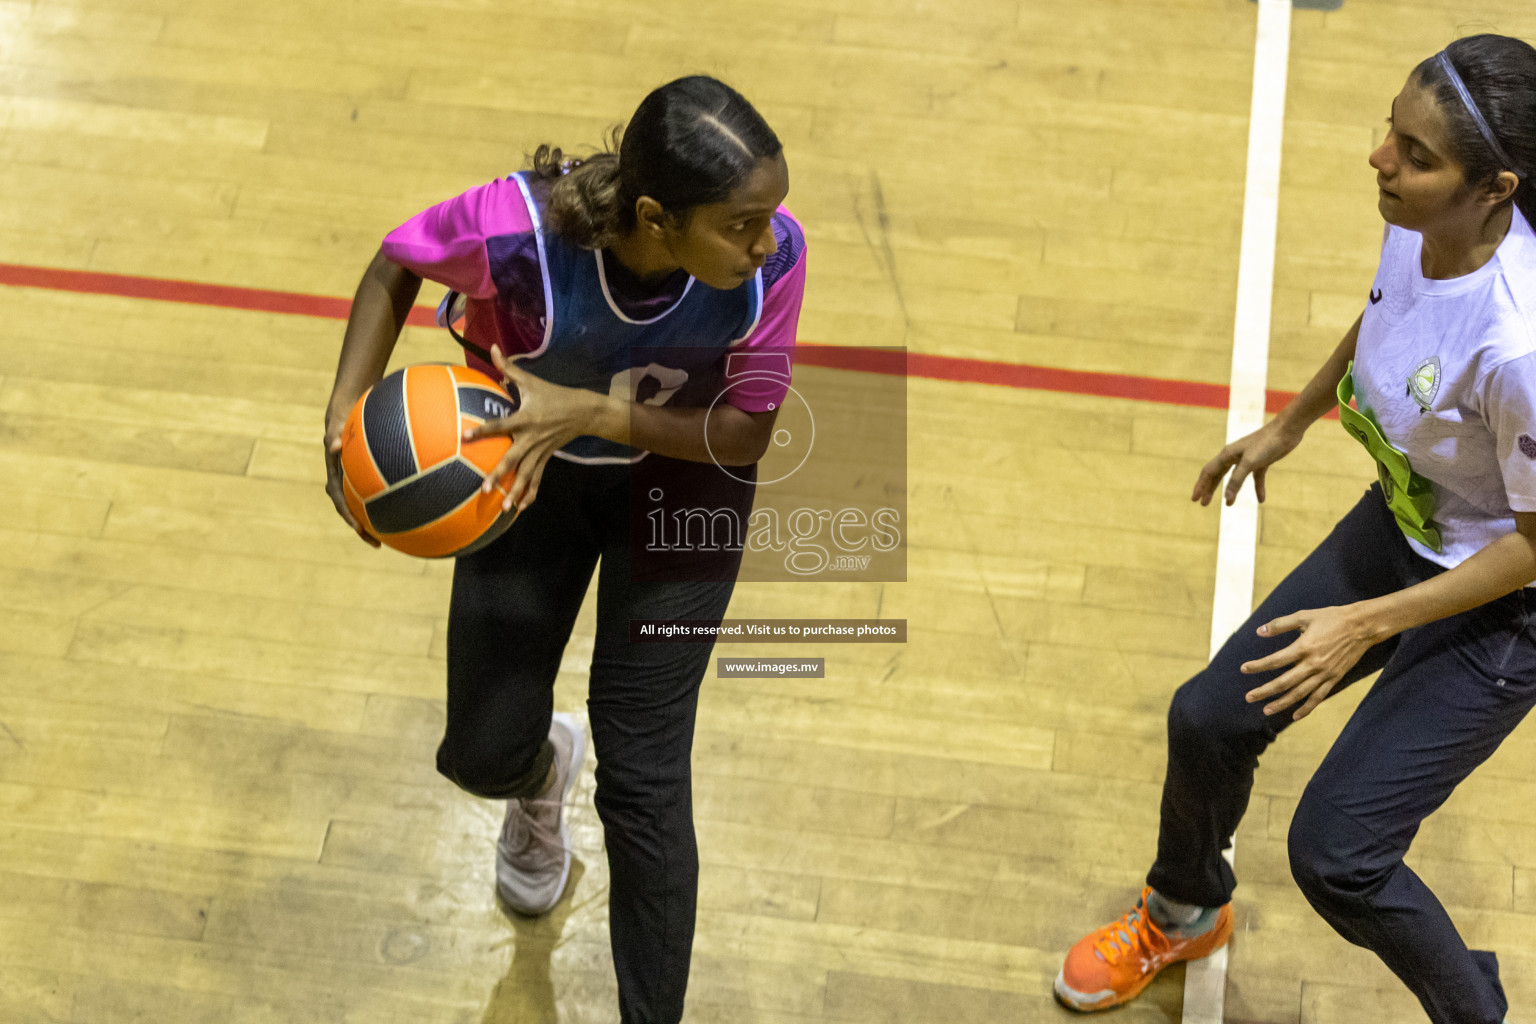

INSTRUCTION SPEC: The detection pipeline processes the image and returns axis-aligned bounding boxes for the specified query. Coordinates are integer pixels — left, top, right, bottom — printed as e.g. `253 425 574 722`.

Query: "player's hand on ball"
463 348 599 513
1239 605 1378 720
323 422 381 548
1192 418 1306 507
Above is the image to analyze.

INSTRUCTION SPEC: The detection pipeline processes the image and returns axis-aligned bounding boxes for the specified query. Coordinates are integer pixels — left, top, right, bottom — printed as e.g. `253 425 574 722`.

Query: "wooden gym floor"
2 0 1535 1020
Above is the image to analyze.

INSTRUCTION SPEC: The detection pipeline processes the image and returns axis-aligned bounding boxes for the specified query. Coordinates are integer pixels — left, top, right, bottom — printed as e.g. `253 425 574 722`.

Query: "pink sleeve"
723 211 806 413
380 177 535 300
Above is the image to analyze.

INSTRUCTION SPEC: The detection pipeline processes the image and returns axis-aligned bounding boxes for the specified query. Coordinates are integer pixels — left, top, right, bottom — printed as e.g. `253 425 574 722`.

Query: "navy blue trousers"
1148 486 1536 1024
437 456 748 1024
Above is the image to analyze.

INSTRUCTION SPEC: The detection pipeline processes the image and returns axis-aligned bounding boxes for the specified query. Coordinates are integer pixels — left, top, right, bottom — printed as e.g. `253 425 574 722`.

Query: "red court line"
0 262 439 327
0 261 1303 412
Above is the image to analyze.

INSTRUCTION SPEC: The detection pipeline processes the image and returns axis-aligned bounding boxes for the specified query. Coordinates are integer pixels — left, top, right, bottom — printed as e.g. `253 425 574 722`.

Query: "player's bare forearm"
1352 513 1536 643
1273 314 1362 436
589 394 776 466
327 250 422 430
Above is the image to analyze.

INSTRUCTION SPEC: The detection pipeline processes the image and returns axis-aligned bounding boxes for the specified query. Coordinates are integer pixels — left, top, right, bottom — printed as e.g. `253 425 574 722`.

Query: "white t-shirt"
1355 205 1536 572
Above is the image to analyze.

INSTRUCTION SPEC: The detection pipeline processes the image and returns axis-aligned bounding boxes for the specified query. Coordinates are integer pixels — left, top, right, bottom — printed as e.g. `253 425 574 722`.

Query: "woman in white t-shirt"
1055 34 1536 1023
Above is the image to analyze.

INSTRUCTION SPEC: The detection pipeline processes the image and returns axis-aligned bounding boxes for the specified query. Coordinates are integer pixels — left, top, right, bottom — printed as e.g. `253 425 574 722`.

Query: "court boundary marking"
0 260 1314 415
1184 1 1292 1020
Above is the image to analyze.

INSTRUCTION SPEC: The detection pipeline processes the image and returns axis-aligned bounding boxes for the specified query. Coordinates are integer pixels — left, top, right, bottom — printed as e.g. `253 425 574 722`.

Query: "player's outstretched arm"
1193 313 1363 507
323 249 423 545
465 348 778 514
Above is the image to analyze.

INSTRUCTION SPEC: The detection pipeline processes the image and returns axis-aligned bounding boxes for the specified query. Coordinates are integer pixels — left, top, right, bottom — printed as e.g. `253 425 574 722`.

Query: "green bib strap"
1337 363 1442 552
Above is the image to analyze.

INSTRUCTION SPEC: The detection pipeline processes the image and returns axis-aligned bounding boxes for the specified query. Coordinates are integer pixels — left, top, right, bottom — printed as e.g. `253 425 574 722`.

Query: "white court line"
1182 0 1292 1021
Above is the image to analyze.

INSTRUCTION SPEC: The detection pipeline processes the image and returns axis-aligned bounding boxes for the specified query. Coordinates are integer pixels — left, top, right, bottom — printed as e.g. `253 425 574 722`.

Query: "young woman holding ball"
324 76 807 1024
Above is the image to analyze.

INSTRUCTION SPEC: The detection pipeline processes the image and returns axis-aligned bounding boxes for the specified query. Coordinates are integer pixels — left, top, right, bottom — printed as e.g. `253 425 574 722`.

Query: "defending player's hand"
323 423 382 548
465 347 598 514
1192 418 1306 507
1239 605 1376 720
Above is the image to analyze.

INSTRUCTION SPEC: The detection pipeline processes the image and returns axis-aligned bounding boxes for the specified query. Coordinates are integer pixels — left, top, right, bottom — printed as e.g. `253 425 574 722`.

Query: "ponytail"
528 128 631 249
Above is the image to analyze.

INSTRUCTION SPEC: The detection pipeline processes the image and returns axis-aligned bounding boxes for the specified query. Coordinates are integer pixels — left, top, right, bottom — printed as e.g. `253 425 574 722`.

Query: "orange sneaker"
1054 888 1232 1012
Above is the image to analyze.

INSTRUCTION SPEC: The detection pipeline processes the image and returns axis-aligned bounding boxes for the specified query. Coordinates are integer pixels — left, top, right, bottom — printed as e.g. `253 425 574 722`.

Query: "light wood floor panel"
92 502 421 575
1 653 368 733
0 527 445 610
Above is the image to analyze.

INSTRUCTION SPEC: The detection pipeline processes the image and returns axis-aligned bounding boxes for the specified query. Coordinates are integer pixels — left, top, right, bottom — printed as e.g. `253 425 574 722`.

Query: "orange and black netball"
339 364 517 558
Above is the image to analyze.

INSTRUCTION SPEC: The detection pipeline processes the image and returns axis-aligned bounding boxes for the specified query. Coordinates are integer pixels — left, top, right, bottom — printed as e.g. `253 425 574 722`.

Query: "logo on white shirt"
1407 356 1441 413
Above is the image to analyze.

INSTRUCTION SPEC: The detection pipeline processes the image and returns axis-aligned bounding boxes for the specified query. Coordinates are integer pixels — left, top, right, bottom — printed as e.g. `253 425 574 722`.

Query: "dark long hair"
1415 34 1536 225
527 76 782 249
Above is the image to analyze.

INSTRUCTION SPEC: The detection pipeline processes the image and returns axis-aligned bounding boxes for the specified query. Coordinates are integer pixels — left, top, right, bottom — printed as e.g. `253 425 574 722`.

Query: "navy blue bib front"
508 173 763 463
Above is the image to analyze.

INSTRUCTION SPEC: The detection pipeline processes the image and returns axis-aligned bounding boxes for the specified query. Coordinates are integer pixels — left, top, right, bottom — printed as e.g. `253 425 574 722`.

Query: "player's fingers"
324 474 379 547
331 494 359 531
491 346 524 386
1193 451 1236 505
463 416 515 442
484 444 522 496
508 443 551 510
324 444 344 481
323 468 353 521
1256 612 1305 638
516 455 551 512
323 443 365 528
501 442 545 510
1224 457 1256 506
1253 465 1268 504
1262 672 1316 716
1292 679 1337 721
1194 447 1235 483
331 490 367 537
327 492 354 530
1241 640 1303 678
1244 663 1304 705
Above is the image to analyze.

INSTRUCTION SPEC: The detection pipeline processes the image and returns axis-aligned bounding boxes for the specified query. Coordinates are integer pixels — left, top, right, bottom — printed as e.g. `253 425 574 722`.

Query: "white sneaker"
495 712 586 915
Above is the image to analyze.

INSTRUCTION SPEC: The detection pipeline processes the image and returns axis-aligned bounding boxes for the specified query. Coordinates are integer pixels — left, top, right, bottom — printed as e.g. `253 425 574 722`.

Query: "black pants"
436 456 746 1024
1148 486 1536 1024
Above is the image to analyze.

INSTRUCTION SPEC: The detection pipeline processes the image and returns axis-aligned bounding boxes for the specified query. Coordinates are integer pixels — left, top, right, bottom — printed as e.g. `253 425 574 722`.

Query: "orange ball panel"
448 364 503 389
383 484 510 559
461 426 513 478
404 364 461 469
